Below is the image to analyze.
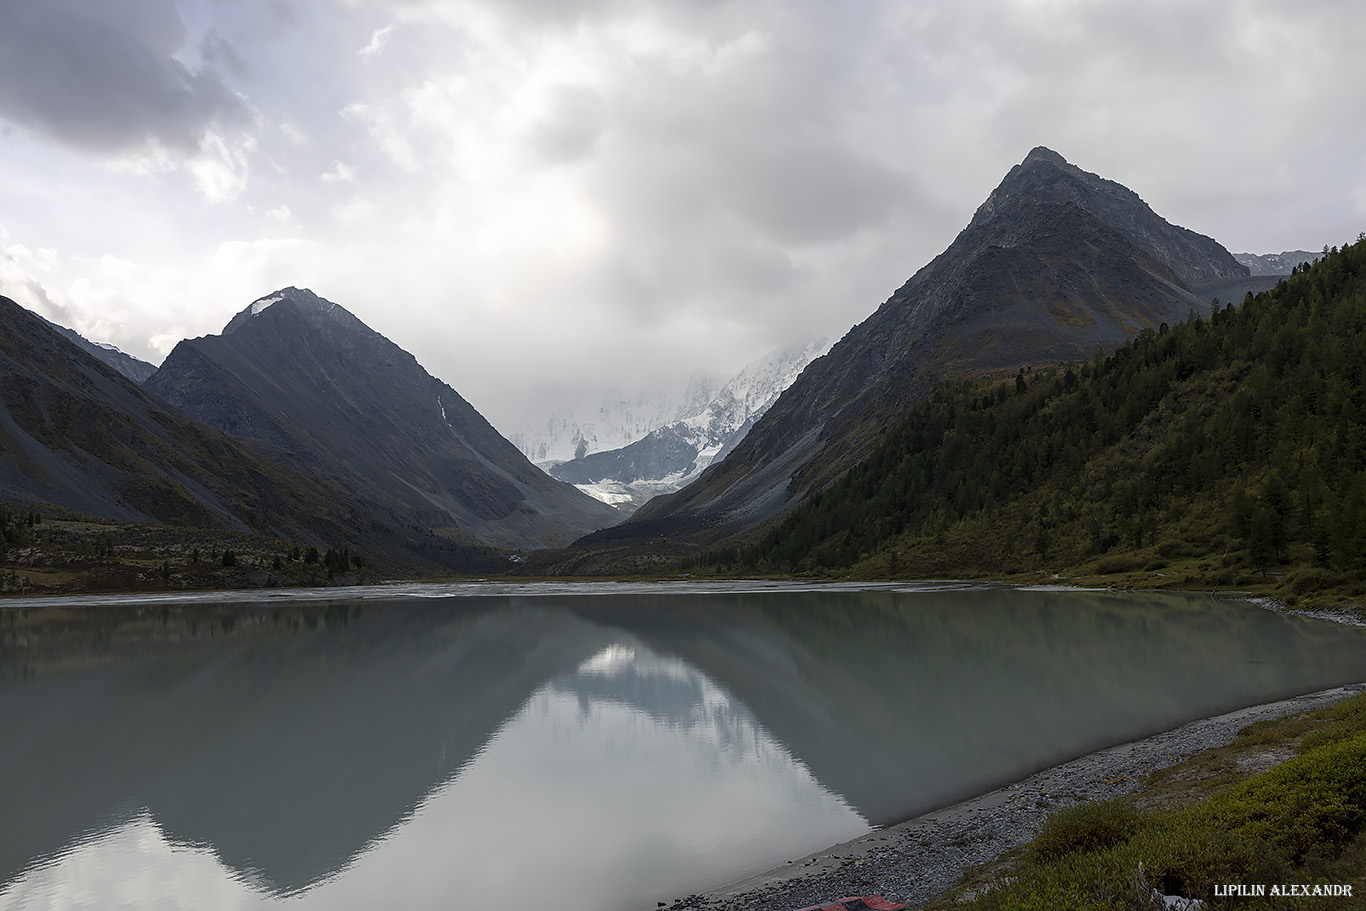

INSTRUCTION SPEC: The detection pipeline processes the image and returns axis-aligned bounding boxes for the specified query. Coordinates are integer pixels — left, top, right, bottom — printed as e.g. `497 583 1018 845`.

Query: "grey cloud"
432 0 634 29
0 249 73 325
266 0 300 28
0 0 249 154
529 86 605 164
201 29 248 79
597 219 803 325
22 278 73 326
715 138 911 245
561 6 920 329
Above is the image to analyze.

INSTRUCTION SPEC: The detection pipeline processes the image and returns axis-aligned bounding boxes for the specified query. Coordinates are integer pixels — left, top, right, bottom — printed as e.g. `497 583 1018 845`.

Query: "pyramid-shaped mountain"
1 293 456 567
146 288 620 551
585 148 1248 555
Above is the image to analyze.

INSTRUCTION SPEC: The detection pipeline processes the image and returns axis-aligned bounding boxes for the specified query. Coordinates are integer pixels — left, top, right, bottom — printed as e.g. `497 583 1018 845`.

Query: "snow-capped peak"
222 287 346 335
681 337 831 436
547 337 831 511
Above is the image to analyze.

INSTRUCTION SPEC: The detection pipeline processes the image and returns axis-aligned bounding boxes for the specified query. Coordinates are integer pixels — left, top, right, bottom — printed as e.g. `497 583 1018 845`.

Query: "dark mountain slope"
713 239 1366 606
575 148 1248 560
40 318 157 384
147 288 620 551
1 294 480 571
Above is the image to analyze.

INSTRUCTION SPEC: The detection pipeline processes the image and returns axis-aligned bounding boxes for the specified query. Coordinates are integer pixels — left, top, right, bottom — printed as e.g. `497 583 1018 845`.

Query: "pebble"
658 686 1360 911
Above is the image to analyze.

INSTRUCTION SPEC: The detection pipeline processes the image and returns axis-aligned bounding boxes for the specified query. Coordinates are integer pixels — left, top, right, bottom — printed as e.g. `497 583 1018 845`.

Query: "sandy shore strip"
659 684 1366 911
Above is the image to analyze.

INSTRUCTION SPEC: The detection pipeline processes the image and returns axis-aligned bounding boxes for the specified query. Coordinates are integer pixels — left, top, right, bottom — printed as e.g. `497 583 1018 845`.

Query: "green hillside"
695 236 1366 608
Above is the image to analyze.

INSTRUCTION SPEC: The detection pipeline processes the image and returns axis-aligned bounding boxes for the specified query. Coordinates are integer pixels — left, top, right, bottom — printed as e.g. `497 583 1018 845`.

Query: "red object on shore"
789 897 907 911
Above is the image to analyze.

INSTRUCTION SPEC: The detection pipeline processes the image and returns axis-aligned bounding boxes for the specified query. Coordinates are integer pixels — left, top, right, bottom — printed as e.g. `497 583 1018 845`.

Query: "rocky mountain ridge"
563 147 1252 564
1233 250 1320 276
146 288 619 551
39 318 158 384
1 293 477 571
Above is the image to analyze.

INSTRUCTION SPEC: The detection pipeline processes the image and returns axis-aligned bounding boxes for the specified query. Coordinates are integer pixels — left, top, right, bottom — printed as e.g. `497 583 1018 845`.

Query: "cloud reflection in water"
0 635 866 911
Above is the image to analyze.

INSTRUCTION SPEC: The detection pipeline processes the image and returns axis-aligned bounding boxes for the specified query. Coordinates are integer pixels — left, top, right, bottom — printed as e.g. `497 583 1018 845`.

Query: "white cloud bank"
1 0 1365 434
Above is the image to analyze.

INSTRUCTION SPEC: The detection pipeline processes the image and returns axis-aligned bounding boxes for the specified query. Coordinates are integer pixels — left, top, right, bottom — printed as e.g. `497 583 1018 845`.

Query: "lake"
3 582 1366 910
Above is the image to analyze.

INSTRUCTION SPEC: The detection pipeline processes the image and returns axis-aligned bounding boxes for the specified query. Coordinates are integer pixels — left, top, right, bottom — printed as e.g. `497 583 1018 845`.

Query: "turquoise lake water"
3 583 1366 910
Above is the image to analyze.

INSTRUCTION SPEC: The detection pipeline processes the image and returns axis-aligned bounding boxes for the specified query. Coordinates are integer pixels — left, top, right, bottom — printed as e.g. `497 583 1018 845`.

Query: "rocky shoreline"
660 685 1364 911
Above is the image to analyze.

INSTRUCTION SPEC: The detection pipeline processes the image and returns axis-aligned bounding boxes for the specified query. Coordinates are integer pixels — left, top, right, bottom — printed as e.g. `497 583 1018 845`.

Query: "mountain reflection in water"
3 586 1366 911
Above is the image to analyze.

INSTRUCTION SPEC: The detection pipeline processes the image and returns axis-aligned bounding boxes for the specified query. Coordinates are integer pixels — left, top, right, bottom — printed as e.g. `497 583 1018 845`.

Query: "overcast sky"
2 0 1364 435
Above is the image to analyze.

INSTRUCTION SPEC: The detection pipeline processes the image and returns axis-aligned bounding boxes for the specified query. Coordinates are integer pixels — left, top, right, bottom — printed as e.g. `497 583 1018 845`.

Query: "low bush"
1094 554 1146 575
961 695 1366 910
1028 800 1146 863
1210 731 1366 864
1298 698 1366 755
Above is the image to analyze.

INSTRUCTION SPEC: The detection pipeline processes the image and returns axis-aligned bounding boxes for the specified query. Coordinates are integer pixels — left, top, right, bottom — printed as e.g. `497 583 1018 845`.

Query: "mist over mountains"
559 147 1266 566
507 372 731 467
1 146 1325 579
549 338 831 513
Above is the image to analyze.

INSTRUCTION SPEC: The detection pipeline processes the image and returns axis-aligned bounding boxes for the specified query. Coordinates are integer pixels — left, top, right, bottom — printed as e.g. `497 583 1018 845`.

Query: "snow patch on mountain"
570 481 638 506
223 287 345 336
506 370 730 465
549 337 831 512
674 336 832 479
1233 251 1320 276
250 294 283 315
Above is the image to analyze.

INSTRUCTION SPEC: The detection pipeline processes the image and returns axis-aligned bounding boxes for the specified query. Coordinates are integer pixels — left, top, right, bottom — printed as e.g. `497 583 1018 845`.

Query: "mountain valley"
552 147 1259 569
0 147 1345 596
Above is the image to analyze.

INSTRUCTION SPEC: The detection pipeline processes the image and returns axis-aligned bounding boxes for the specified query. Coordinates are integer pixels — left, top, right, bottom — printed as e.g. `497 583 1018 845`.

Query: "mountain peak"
604 149 1250 552
149 288 621 551
968 147 1247 287
1022 145 1068 167
222 287 339 335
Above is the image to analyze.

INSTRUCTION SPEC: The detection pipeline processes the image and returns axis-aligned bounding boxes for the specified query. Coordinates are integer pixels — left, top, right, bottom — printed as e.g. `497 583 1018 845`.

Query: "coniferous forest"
693 237 1366 606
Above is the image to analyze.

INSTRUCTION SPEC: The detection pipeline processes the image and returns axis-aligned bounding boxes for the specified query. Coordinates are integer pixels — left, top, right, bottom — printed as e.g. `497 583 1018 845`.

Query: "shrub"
1212 729 1366 864
1094 554 1146 574
1297 694 1366 755
1029 800 1146 863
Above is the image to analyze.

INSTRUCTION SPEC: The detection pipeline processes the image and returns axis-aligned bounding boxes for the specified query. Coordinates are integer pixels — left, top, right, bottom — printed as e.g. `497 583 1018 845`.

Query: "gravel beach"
658 684 1366 911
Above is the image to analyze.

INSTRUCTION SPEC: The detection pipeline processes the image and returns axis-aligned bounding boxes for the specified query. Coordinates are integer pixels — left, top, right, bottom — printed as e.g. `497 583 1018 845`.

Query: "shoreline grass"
928 694 1366 910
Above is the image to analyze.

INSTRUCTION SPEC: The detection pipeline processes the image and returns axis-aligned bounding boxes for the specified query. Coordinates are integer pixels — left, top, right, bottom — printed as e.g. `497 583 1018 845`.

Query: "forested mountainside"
695 237 1366 606
575 148 1248 561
